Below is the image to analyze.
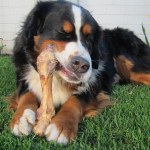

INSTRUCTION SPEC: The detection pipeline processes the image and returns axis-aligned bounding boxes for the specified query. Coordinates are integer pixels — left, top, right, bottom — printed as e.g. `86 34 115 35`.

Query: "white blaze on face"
72 5 82 41
55 5 92 83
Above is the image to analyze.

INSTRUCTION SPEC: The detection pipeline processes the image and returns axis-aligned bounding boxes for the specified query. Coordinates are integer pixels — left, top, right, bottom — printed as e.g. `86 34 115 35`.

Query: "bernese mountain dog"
9 1 150 144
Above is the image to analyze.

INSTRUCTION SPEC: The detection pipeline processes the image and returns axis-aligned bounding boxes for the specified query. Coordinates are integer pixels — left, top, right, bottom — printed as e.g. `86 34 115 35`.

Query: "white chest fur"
52 75 71 107
24 65 71 108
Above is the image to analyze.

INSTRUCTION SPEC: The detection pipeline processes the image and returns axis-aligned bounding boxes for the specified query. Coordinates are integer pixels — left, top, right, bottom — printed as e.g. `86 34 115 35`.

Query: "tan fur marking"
8 93 19 110
34 35 41 52
96 91 112 106
84 91 112 117
115 55 150 85
84 103 99 117
34 35 40 44
82 24 92 35
10 92 38 129
50 96 83 141
130 73 150 85
63 21 74 33
34 36 67 53
115 55 132 79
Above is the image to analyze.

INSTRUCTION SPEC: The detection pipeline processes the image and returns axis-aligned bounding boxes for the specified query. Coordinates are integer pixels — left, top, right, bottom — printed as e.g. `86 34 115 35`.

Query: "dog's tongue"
61 66 80 80
61 67 70 75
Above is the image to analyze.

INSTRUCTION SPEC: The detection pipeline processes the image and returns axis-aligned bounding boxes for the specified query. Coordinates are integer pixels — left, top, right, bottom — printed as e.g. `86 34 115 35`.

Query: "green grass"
0 56 150 150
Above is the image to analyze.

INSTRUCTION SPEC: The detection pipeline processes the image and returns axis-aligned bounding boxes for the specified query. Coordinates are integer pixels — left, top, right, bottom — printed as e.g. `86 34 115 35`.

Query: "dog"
9 1 150 144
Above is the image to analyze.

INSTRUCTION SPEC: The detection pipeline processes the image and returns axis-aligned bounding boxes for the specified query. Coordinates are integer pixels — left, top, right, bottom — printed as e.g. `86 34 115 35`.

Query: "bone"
33 44 57 136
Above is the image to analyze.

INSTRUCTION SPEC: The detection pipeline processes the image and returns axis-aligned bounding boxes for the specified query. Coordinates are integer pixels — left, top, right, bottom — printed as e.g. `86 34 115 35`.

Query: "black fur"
104 28 150 73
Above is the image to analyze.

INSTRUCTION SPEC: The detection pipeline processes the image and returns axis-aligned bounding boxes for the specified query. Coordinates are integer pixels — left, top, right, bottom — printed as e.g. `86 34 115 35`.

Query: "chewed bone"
37 44 57 77
34 44 57 136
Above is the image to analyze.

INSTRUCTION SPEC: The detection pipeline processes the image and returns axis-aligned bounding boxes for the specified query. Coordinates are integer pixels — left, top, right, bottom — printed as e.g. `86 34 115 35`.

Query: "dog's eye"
85 34 93 41
85 34 90 38
58 30 72 38
58 30 65 34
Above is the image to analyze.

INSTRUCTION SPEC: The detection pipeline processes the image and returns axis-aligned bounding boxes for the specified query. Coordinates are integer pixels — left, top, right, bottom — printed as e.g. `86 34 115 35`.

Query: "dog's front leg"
45 95 84 145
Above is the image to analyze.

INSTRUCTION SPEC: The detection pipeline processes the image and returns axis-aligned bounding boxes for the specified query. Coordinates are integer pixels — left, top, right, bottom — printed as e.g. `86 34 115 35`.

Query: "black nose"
69 56 90 73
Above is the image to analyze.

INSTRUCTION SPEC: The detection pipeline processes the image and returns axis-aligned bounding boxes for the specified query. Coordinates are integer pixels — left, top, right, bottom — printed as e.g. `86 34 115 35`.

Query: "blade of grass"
142 24 150 46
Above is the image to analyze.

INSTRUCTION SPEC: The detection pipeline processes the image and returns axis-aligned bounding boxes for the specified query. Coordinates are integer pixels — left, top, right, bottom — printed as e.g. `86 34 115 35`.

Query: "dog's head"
24 1 104 84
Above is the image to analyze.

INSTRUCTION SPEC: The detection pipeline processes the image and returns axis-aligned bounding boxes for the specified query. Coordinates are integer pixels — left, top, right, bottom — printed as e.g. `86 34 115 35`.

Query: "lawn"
0 56 150 150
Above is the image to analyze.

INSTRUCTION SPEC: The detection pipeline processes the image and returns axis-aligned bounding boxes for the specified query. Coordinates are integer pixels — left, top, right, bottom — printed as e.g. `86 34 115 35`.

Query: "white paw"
12 109 36 136
45 124 69 145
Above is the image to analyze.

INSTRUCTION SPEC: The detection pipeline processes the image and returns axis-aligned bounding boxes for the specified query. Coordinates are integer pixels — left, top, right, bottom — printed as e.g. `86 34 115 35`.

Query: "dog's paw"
45 120 77 145
11 109 36 136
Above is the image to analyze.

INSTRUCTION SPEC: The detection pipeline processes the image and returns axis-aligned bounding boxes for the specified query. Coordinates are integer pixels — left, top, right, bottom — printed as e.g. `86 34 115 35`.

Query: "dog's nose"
69 56 90 73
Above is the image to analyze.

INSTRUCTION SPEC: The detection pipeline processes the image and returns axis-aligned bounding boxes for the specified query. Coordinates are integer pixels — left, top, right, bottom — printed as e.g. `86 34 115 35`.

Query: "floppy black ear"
23 2 49 40
91 46 99 69
91 27 103 69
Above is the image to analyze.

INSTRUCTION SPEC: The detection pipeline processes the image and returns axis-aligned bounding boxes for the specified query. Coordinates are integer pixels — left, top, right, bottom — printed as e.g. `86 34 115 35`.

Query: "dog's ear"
23 2 48 40
91 47 99 69
91 27 103 69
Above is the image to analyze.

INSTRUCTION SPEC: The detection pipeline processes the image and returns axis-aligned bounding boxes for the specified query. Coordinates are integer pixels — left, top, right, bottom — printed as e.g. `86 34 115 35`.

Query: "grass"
0 56 150 150
142 24 149 47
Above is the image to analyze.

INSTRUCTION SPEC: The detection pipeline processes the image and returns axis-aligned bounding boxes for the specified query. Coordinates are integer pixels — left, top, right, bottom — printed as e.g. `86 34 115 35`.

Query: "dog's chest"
25 66 72 108
52 75 72 107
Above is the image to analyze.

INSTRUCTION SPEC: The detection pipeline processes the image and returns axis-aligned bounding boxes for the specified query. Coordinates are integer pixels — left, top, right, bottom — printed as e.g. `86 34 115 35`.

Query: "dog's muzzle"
56 56 90 83
67 56 90 74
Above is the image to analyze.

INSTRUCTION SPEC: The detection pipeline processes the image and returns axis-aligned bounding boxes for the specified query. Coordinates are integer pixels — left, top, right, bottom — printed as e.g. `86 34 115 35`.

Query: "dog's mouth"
55 62 81 83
